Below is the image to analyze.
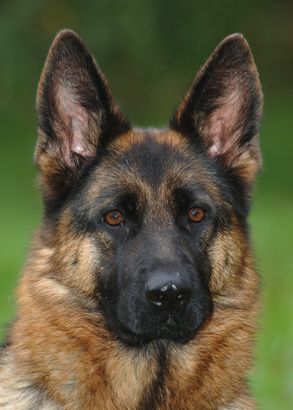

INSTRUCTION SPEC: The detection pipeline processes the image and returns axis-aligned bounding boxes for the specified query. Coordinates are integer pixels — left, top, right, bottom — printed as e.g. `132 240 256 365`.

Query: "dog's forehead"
99 128 213 186
83 128 222 208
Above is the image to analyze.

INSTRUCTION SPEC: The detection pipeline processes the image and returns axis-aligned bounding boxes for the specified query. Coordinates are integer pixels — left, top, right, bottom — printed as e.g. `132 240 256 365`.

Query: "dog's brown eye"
188 207 206 223
104 210 125 226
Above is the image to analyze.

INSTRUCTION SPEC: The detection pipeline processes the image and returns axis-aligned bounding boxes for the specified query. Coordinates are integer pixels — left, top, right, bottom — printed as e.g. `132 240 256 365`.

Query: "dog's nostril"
145 281 192 311
146 288 165 306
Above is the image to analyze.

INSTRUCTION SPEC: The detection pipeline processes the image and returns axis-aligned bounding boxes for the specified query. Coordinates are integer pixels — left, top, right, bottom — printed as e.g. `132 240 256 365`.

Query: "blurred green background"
0 0 292 408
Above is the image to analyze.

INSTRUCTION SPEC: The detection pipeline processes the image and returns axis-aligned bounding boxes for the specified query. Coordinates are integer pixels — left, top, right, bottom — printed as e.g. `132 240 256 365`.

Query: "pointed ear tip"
54 28 80 41
36 29 85 110
220 33 251 51
50 28 82 48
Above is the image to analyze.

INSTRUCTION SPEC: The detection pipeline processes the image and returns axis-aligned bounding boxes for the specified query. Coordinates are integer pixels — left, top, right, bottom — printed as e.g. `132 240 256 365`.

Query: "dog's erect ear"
35 30 129 204
171 34 263 187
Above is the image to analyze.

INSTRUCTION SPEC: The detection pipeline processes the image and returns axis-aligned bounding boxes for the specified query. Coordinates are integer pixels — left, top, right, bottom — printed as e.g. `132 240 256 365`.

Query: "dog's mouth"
99 285 213 348
110 315 202 347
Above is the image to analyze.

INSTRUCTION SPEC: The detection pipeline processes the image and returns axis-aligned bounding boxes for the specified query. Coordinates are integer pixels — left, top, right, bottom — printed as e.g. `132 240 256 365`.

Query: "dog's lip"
115 320 145 339
113 315 197 347
166 315 177 327
114 323 151 347
117 313 179 337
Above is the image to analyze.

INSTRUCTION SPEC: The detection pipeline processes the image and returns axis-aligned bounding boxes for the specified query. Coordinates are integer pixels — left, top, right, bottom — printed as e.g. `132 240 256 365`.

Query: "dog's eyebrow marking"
172 185 215 209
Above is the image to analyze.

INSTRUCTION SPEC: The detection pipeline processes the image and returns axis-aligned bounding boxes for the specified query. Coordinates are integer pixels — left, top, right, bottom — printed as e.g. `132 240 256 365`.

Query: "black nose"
145 272 192 311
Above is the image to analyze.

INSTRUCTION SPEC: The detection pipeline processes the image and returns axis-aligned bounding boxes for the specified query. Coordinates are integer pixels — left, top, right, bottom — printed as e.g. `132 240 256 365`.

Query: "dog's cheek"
51 235 100 297
50 223 107 299
72 236 105 297
208 227 245 294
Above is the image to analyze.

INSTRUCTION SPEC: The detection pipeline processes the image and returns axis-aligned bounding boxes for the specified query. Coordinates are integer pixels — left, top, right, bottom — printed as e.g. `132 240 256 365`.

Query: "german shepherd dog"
0 30 262 409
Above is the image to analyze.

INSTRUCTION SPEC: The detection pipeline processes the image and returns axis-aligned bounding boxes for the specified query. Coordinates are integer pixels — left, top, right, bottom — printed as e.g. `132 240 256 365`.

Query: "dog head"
35 30 262 346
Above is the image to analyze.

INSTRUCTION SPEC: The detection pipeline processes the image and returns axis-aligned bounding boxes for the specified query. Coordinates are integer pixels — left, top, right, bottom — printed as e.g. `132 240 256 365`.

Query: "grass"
0 102 292 408
251 197 293 409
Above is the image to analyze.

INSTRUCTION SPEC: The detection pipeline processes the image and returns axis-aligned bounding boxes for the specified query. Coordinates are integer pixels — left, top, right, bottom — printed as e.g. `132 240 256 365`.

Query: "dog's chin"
113 322 199 348
101 298 213 348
